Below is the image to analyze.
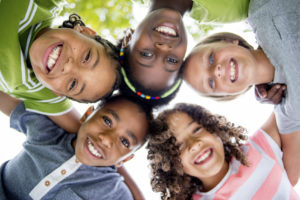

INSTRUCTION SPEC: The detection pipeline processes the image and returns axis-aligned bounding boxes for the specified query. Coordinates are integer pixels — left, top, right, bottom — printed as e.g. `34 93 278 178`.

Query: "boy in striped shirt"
0 0 120 133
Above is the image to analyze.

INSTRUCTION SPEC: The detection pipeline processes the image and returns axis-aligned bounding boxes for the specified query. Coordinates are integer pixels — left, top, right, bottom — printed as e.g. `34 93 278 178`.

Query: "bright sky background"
0 2 299 200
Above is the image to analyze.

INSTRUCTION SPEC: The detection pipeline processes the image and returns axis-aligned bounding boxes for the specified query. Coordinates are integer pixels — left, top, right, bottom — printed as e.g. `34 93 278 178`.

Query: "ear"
232 39 239 45
79 106 94 123
74 25 97 37
114 154 135 168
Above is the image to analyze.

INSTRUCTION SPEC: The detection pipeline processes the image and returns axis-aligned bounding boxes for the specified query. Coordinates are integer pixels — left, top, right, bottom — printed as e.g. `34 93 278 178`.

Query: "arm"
117 166 145 200
48 108 81 133
261 112 281 147
149 0 193 16
0 91 80 133
261 113 300 186
280 132 300 186
0 91 21 116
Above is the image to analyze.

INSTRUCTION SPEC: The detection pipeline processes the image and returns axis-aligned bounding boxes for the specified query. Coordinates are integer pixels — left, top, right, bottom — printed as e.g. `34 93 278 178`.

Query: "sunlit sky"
0 2 299 199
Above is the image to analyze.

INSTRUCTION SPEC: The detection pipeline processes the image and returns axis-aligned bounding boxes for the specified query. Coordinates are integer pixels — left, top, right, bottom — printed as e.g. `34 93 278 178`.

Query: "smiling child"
0 0 120 133
0 92 153 200
147 103 299 200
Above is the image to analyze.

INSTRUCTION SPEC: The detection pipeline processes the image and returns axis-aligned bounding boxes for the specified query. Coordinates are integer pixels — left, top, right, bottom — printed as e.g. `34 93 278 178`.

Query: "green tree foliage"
59 0 218 42
60 0 134 42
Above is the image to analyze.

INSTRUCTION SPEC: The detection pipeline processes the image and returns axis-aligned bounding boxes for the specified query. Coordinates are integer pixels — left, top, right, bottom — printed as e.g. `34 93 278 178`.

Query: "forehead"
101 99 148 141
166 112 193 137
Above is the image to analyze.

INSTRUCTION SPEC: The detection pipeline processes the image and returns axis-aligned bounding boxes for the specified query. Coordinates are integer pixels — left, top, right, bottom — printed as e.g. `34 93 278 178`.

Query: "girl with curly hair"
147 103 299 200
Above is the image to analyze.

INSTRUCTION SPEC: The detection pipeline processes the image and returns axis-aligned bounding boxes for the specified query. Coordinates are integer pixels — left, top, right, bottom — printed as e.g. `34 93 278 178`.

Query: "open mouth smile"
86 137 104 159
154 23 178 37
229 58 239 82
44 43 63 74
194 148 213 165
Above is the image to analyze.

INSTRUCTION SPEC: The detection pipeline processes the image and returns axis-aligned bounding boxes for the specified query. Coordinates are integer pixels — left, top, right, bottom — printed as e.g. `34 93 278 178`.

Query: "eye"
166 57 179 64
209 77 215 89
140 51 153 58
83 50 91 63
102 116 112 127
193 126 202 134
68 79 77 91
120 137 130 148
209 52 214 65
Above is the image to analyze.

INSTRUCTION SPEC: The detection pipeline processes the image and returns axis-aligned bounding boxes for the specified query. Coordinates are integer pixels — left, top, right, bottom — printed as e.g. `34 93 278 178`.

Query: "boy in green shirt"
0 0 120 133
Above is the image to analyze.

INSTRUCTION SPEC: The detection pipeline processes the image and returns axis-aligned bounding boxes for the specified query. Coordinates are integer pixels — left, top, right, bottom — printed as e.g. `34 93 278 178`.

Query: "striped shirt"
193 130 299 200
0 0 72 115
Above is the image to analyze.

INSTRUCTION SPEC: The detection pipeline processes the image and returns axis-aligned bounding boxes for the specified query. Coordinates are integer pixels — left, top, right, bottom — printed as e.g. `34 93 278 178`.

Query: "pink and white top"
193 129 299 200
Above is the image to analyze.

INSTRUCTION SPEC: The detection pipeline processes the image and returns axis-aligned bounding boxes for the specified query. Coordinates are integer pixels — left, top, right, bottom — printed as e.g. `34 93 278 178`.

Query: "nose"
99 134 113 149
214 64 222 79
187 138 200 153
154 42 172 51
62 57 75 74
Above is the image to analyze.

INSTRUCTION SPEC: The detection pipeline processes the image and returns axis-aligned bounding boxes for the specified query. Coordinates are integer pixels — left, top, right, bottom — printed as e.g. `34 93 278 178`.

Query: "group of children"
0 0 299 199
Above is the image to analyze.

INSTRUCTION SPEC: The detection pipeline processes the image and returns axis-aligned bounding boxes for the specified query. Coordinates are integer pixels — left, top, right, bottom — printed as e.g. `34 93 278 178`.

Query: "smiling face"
29 27 118 102
183 41 258 97
74 98 148 166
128 8 187 91
166 111 228 187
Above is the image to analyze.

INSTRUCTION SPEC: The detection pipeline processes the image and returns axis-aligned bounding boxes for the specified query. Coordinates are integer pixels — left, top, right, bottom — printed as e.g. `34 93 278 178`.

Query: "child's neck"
201 161 229 192
251 48 275 84
149 0 193 16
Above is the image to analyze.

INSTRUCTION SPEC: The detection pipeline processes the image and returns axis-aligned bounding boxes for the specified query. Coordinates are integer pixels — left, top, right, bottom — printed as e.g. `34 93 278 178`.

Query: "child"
0 92 152 200
118 6 188 106
183 0 300 185
119 0 251 106
0 0 120 133
147 103 299 200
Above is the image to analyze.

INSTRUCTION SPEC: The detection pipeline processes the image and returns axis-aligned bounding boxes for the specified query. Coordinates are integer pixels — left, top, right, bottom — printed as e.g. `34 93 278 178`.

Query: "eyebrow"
105 109 120 122
73 83 86 96
92 48 100 69
105 109 138 145
186 120 194 129
126 130 138 146
137 61 151 68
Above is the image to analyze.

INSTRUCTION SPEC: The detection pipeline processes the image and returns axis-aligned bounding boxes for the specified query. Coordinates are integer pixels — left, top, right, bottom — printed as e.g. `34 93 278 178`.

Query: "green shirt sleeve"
190 0 249 23
0 0 72 116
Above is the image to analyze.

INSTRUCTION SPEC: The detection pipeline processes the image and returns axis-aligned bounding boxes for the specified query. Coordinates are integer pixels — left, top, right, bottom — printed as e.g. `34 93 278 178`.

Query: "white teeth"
87 139 102 158
230 60 236 81
195 150 211 164
47 45 62 71
155 26 176 36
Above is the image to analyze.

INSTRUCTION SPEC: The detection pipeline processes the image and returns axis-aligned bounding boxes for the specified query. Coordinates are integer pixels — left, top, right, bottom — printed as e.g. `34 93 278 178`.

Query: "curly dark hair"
147 103 248 200
59 14 121 103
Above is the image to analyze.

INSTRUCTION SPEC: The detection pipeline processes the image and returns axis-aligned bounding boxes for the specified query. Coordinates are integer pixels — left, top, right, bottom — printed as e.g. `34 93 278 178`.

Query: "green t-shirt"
190 0 249 23
133 0 249 23
0 0 72 115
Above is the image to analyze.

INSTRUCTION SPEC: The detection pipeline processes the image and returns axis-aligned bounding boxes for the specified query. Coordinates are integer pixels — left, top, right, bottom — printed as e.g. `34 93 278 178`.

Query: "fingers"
266 84 286 104
255 84 268 98
254 83 286 105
